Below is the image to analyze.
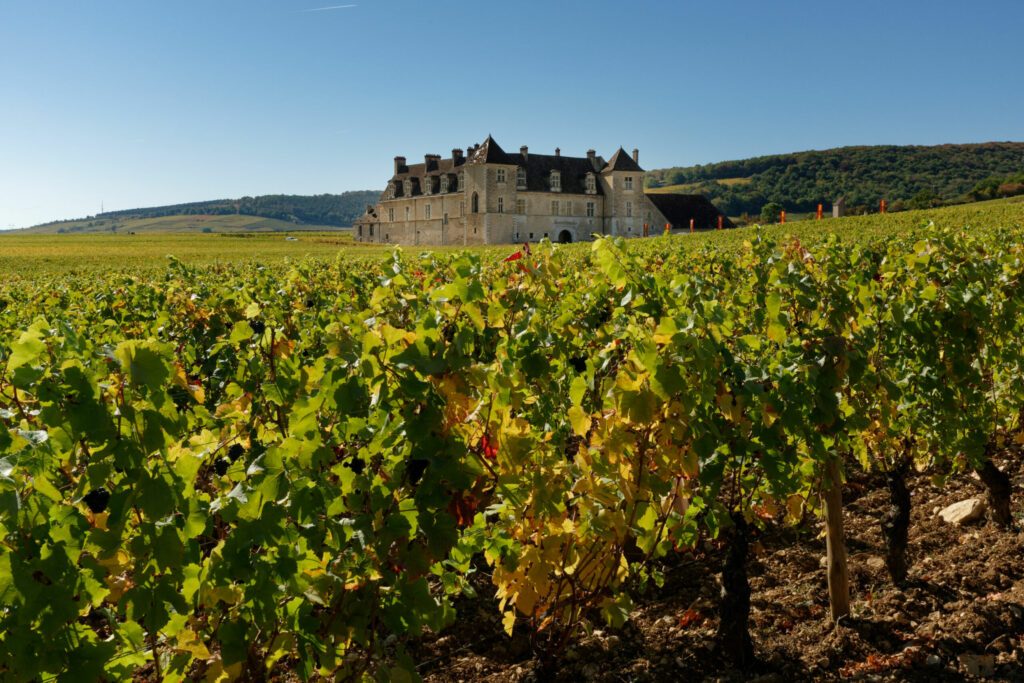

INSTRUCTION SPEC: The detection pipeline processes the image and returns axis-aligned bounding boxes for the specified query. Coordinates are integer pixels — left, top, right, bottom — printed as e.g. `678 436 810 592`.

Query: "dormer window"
550 170 561 192
441 175 449 193
517 167 527 189
496 168 506 183
403 180 412 196
457 173 464 191
624 176 634 191
387 181 397 199
423 177 431 195
585 173 596 194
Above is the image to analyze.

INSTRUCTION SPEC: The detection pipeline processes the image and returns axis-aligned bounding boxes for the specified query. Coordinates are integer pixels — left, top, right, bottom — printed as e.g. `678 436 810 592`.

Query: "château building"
353 136 730 245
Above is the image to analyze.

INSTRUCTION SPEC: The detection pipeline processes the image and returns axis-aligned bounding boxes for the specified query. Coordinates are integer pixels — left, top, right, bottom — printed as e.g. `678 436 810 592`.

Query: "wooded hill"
646 142 1024 217
32 191 379 232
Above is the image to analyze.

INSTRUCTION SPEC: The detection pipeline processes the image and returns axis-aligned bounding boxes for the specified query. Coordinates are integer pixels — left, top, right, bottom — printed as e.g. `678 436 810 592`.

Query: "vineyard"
2 199 1024 681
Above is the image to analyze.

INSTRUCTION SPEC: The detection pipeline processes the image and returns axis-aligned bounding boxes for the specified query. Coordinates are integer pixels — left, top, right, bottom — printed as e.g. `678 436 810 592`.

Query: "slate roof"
646 193 734 230
604 147 644 173
385 137 646 198
517 153 604 194
468 136 513 164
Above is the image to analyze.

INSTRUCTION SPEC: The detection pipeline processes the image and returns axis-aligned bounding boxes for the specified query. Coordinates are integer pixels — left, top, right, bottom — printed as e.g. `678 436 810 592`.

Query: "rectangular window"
358 225 363 236
369 225 374 236
624 176 634 190
626 201 633 218
551 171 561 192
586 201 595 217
405 207 410 221
563 201 572 216
497 197 504 213
516 199 526 214
460 201 465 216
388 208 394 222
517 167 526 189
551 200 559 216
425 204 432 220
496 169 506 183
529 232 534 240
443 213 449 225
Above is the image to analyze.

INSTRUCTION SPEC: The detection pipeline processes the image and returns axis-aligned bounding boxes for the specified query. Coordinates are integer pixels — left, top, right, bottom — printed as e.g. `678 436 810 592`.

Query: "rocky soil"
414 453 1024 682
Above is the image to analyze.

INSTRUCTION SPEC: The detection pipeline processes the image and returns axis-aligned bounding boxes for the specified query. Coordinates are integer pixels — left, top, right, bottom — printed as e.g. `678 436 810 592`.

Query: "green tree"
760 202 784 224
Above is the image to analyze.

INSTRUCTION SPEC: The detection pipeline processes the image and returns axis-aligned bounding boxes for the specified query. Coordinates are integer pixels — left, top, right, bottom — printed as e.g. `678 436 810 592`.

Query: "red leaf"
480 434 498 460
678 608 703 628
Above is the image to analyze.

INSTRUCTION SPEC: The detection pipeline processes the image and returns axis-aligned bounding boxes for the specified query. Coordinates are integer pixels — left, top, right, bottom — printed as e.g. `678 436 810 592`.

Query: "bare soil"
414 454 1024 682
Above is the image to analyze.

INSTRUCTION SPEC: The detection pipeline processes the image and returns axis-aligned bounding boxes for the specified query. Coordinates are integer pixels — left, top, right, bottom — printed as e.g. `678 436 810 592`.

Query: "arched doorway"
557 229 573 244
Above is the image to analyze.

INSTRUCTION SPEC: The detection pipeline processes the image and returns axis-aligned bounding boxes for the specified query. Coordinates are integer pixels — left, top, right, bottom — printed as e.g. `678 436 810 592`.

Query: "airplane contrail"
301 4 357 11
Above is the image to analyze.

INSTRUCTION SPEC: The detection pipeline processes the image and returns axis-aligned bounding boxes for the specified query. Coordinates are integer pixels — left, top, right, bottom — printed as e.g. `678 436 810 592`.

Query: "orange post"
689 218 695 233
817 203 823 220
717 215 724 230
664 222 671 235
781 210 786 224
643 223 649 237
880 199 887 214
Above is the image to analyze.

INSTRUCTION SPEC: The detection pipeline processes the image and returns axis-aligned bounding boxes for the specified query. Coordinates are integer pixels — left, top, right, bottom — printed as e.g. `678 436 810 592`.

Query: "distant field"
646 177 752 194
3 198 1022 277
15 213 348 235
0 232 362 276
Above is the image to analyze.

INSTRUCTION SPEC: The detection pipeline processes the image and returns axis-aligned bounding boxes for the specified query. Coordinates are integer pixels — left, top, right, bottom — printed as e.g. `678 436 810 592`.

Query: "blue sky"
1 0 1022 228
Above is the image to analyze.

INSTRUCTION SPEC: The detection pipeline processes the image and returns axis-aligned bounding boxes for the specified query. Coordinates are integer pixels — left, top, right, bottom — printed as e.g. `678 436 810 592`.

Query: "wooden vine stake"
817 203 823 220
689 218 695 233
823 454 850 621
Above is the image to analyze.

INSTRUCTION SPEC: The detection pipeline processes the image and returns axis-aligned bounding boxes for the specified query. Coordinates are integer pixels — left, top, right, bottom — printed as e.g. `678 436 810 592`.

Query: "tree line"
95 191 379 228
646 142 1024 217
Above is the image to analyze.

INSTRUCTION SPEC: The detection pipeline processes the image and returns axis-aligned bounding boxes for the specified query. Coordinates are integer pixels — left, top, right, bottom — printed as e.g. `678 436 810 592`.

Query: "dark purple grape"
83 488 110 514
407 459 428 485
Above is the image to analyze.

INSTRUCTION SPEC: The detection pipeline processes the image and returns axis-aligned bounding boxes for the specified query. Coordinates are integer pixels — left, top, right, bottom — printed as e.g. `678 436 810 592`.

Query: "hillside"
24 190 378 233
17 214 347 235
646 142 1024 217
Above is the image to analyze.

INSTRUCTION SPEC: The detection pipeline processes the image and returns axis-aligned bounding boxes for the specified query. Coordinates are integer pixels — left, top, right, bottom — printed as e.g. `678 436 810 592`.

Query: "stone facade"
354 136 728 245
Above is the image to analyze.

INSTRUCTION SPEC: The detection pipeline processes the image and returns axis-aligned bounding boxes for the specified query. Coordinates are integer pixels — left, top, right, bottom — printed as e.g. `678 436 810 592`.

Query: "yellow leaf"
568 406 591 438
502 610 517 636
786 494 805 522
177 629 212 660
91 511 109 531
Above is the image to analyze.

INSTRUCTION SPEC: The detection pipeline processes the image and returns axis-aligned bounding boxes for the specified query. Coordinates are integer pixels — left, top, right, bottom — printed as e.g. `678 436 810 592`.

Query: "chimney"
394 156 407 175
632 148 639 164
520 145 528 161
555 147 561 157
452 148 464 165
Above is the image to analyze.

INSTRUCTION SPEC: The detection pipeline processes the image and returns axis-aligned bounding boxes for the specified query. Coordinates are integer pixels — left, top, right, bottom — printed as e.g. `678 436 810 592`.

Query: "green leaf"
7 320 48 371
115 340 172 393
